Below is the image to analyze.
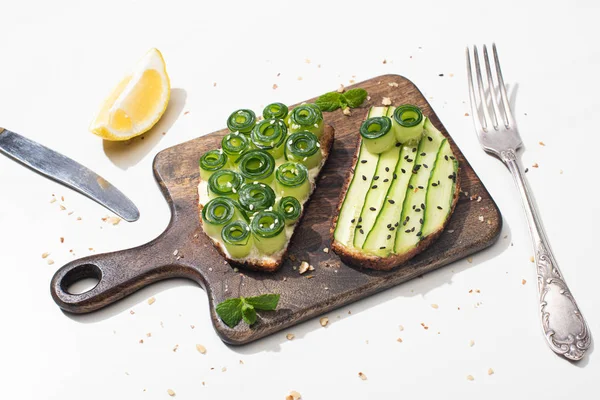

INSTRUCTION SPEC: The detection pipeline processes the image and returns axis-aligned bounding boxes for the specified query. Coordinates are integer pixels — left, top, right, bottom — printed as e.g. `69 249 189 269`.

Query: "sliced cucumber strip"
250 119 287 159
285 131 323 169
237 150 276 184
221 220 253 259
359 116 396 154
392 105 425 144
201 197 238 240
208 169 243 200
221 132 250 161
278 196 302 225
251 210 287 255
263 102 288 120
199 149 228 181
362 143 416 256
353 107 400 248
275 162 310 201
288 104 324 138
237 182 276 215
333 106 387 247
394 117 445 254
422 139 458 238
227 109 256 134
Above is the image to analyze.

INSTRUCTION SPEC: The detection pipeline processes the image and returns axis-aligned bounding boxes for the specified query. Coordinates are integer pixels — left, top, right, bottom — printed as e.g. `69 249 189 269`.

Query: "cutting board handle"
50 234 203 314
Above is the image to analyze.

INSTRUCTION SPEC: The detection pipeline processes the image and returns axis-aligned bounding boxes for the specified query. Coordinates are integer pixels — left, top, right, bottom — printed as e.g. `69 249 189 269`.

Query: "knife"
0 127 140 222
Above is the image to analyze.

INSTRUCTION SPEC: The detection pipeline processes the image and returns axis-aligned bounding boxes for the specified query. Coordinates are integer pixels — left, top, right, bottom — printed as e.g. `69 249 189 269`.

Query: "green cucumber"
394 117 445 254
422 139 458 238
333 106 387 247
362 143 416 256
353 107 400 249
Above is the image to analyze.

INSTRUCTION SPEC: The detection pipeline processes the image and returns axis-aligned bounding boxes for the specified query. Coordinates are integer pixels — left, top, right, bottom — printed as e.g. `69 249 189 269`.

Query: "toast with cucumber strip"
198 103 334 272
331 105 460 270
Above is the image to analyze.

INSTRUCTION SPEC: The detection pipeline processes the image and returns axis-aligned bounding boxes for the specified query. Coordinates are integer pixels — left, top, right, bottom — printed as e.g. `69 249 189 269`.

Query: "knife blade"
0 127 140 222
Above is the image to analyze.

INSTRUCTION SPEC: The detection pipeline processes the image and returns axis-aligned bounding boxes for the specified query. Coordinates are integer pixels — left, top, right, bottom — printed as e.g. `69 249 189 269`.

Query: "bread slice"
198 125 334 272
330 110 460 271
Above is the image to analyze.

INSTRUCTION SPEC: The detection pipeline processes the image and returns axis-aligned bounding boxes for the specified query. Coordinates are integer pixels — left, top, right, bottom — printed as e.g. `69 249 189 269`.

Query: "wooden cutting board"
51 74 502 345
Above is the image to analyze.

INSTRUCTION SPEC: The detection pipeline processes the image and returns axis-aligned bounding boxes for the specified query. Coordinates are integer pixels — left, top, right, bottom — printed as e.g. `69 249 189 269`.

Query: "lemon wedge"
89 48 170 141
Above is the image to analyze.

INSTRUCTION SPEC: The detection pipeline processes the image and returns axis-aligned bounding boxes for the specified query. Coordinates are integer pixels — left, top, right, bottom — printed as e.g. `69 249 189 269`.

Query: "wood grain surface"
50 75 502 345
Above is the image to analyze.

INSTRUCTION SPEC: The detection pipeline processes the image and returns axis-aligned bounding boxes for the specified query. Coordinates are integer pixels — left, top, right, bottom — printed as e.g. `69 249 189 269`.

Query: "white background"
1 0 598 398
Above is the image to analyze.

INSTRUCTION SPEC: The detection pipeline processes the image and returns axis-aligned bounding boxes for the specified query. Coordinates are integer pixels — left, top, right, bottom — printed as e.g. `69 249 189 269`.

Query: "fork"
466 44 591 361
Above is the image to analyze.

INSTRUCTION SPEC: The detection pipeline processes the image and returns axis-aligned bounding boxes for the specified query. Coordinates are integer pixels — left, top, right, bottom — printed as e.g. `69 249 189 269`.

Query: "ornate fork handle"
501 149 591 360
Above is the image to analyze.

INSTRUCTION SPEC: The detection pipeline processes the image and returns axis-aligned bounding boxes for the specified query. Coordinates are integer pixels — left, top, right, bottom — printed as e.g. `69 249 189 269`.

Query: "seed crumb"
431 304 439 309
420 322 429 330
397 337 403 343
104 216 121 225
297 76 303 81
286 333 295 340
50 198 57 203
196 344 206 354
42 252 50 259
522 279 527 285
467 257 473 263
47 259 55 265
286 390 302 400
222 367 227 372
467 375 474 381
342 107 352 116
320 317 329 327
399 325 404 331
272 83 278 90
388 82 399 87
532 163 539 168
173 249 179 256
323 247 329 253
478 216 484 222
358 372 367 381
59 205 66 211
299 261 314 274
382 59 387 64
559 169 563 174
337 84 345 93
148 297 156 305
173 344 179 352
529 256 534 263
469 339 475 347
60 237 64 243
539 141 545 146
167 389 175 396
488 368 494 375
381 97 392 106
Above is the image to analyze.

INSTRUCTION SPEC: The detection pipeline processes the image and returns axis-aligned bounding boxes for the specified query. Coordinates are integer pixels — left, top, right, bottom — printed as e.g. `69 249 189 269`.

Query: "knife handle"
50 234 204 314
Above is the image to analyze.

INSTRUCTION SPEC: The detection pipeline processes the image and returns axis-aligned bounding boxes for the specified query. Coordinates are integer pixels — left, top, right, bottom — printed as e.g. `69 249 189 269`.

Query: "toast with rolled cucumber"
331 105 460 270
198 103 334 272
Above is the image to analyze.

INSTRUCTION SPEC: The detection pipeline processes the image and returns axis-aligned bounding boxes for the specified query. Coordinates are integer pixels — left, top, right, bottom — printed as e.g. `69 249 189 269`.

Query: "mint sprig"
315 88 368 112
216 294 281 328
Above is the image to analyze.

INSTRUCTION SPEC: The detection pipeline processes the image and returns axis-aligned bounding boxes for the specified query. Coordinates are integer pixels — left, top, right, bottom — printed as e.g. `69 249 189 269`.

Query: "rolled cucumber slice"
359 115 396 154
392 105 425 144
333 107 387 247
353 107 399 249
393 117 445 254
422 139 458 238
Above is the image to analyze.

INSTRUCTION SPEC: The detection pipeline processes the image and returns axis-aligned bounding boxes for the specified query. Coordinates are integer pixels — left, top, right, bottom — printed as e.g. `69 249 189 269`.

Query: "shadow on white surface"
102 88 187 170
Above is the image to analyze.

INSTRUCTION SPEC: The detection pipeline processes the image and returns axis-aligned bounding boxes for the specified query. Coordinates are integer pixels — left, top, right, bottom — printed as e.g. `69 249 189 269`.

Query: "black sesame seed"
405 229 411 233
369 207 376 211
388 199 395 204
385 167 390 172
403 220 407 226
380 246 386 249
395 222 399 227
360 229 364 234
416 231 422 237
404 155 409 160
421 203 425 209
448 174 453 179
450 156 456 160
393 173 398 179
407 158 413 162
401 168 406 174
415 208 421 212
387 235 391 240
387 224 392 228
361 159 367 164
444 155 449 161
395 142 401 147
428 136 433 141
418 186 424 189
413 164 421 172
423 163 429 168
372 185 378 189
411 227 415 232
408 184 414 189
420 152 426 156
383 178 389 182
525 168 529 173
405 216 410 222
362 175 367 181
412 148 417 153
357 224 362 229
412 205 416 209
359 217 362 222
437 206 443 210
373 176 379 180
432 182 438 187
390 226 395 231
351 218 355 223
419 218 423 224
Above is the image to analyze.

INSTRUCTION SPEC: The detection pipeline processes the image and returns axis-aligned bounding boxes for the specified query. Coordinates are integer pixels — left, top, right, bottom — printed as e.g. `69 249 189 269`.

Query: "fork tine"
492 43 515 126
465 47 484 134
473 46 493 131
483 45 503 129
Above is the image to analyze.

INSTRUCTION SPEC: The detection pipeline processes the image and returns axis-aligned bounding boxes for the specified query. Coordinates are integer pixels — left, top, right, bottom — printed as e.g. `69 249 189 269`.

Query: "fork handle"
501 149 591 360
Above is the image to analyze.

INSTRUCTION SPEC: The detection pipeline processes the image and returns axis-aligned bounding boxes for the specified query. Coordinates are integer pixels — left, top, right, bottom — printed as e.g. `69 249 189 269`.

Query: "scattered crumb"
382 59 387 64
420 322 429 330
381 97 392 106
47 259 54 265
148 297 156 305
397 338 403 343
320 317 329 327
146 333 151 337
488 368 494 375
272 83 278 90
469 340 475 347
478 216 484 222
50 198 57 203
239 360 244 365
522 279 527 285
529 256 534 263
130 310 135 315
288 254 297 262
167 389 175 397
196 344 206 354
102 216 121 225
59 205 66 211
560 169 563 174
532 163 539 168
323 247 329 253
297 76 303 81
286 390 302 400
298 261 314 274
286 333 295 340
337 84 345 93
388 82 399 87
222 367 227 372
41 252 50 259
60 237 64 243
438 73 444 77
449 73 454 77
342 107 352 116
77 217 82 221
399 325 404 331
173 249 179 256
184 111 190 115
464 113 470 116
305 59 311 64
539 141 545 146
358 372 367 381
349 79 355 84
172 344 179 352
139 339 144 344
431 304 439 309
467 257 473 263
467 375 474 381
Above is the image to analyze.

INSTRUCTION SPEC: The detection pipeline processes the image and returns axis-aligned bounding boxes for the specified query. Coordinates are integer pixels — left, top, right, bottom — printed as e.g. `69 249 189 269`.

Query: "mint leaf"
241 301 257 325
339 95 348 109
315 92 342 112
342 88 368 108
216 298 243 328
245 294 280 311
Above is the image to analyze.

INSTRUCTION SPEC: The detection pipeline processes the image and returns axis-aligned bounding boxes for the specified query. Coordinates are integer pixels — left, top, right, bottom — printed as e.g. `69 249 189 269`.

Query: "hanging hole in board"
61 264 102 295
